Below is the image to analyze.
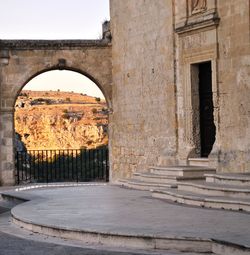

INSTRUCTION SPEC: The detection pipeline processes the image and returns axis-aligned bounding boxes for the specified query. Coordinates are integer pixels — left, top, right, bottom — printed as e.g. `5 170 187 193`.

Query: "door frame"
179 53 219 161
191 61 216 157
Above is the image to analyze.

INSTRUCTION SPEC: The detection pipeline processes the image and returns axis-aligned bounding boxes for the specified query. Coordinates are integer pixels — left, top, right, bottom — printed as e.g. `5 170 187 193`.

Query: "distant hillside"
14 90 108 150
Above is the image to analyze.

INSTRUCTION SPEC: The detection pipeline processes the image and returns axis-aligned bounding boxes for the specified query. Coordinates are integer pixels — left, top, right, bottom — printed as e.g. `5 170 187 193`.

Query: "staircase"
118 158 250 213
153 172 250 212
118 165 216 191
188 157 210 167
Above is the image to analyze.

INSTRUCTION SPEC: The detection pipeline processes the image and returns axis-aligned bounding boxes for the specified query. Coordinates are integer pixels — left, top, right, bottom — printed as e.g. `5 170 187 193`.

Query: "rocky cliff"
14 90 108 150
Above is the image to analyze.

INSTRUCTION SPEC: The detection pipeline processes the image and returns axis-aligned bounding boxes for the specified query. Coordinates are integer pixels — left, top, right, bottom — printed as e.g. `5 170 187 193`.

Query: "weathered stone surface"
215 1 250 173
110 0 177 180
0 37 112 185
110 0 250 179
0 1 249 185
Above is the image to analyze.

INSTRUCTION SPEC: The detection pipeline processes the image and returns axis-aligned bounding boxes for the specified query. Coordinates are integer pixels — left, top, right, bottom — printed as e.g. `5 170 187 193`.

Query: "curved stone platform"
6 185 250 253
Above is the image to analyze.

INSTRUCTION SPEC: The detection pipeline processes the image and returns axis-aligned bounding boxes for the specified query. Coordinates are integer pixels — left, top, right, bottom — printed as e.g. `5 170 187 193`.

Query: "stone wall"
110 0 250 177
110 0 177 180
173 0 250 172
0 0 249 185
216 1 250 172
0 40 112 185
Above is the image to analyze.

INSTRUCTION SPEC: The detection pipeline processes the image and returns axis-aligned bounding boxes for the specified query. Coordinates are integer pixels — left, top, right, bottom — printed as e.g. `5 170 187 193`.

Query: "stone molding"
0 40 111 50
175 11 219 35
176 16 219 162
181 49 218 160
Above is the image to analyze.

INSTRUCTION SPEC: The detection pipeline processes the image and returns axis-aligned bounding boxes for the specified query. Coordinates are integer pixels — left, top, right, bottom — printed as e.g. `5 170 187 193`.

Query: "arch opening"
14 68 111 109
14 70 109 184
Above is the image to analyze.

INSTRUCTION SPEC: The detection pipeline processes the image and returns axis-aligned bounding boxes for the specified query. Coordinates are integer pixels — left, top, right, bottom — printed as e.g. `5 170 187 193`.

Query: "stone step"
118 179 177 191
178 181 250 199
149 166 216 178
188 158 209 167
133 172 177 183
152 188 250 212
133 172 205 183
205 173 250 186
0 192 29 209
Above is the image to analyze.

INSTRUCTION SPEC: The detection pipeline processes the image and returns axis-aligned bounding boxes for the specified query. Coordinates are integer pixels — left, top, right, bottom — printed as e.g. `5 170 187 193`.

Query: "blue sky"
0 0 110 98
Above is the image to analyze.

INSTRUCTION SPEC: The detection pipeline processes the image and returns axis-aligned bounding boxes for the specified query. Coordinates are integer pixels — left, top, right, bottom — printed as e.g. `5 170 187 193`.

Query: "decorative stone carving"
191 0 207 14
175 0 218 34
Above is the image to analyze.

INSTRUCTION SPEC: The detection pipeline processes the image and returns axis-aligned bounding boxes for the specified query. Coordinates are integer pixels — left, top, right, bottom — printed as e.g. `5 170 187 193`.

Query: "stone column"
0 109 15 186
0 49 15 185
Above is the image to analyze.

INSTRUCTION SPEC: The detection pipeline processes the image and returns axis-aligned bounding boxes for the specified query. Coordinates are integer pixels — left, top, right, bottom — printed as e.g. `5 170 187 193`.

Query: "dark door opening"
199 62 216 157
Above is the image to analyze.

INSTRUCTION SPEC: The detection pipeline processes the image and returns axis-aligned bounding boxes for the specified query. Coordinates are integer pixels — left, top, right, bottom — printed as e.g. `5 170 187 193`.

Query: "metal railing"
15 146 109 184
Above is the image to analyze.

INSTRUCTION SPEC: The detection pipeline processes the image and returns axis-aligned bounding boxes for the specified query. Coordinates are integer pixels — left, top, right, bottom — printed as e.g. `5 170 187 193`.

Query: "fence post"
106 147 109 182
46 150 49 183
76 150 79 183
16 151 20 185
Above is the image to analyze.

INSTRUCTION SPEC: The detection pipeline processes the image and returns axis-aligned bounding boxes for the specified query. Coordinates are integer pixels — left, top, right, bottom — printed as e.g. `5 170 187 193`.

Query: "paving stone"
9 185 250 248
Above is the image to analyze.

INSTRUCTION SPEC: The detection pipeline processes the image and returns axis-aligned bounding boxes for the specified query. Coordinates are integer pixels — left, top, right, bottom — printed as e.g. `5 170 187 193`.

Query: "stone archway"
0 39 112 185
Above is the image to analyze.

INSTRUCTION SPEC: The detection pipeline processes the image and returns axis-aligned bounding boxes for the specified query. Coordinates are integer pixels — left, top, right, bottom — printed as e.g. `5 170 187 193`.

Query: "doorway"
198 62 216 157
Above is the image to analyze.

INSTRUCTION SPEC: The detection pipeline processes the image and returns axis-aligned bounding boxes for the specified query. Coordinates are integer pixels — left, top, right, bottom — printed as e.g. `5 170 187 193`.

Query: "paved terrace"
4 184 250 250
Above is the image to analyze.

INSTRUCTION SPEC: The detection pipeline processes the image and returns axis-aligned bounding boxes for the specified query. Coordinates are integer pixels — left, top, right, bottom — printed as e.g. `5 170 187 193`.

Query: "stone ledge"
175 13 220 35
152 188 250 213
0 39 111 50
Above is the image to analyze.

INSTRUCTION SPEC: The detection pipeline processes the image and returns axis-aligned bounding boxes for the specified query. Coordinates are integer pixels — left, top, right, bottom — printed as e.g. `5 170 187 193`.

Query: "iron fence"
15 146 109 184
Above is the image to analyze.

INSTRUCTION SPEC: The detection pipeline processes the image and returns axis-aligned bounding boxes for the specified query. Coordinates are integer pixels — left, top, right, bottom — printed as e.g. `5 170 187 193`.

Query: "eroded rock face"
14 90 108 150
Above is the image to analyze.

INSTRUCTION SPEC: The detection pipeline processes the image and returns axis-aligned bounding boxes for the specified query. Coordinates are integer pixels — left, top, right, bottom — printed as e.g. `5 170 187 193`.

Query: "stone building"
110 0 250 179
0 0 249 185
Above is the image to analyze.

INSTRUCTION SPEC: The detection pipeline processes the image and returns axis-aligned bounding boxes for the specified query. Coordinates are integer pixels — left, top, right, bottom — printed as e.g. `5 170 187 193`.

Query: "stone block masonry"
0 39 112 185
110 0 250 179
0 1 250 185
110 0 177 179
